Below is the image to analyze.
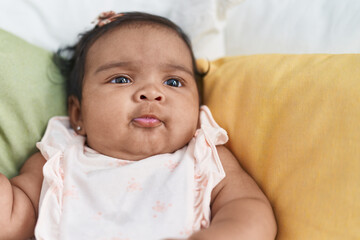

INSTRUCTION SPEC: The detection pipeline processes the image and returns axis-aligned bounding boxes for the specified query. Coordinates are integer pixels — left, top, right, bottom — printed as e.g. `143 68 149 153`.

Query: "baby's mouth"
132 115 162 128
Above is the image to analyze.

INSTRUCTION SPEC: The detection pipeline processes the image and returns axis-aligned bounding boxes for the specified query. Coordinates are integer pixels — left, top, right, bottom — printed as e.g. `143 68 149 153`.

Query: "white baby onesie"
35 106 228 240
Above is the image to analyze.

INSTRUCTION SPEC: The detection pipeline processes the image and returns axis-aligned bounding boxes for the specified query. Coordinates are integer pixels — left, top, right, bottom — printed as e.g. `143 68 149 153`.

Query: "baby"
0 11 276 240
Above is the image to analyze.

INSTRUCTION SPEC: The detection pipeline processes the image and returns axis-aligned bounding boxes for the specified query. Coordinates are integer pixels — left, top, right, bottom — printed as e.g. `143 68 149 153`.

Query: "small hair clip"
92 11 125 27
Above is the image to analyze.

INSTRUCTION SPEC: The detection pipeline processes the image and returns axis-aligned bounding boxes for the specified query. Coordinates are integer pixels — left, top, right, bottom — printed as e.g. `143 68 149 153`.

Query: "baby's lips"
132 115 162 128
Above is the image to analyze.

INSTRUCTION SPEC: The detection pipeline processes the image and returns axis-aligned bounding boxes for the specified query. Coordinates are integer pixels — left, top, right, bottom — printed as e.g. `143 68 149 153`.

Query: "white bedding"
225 0 360 55
0 0 359 59
0 0 242 59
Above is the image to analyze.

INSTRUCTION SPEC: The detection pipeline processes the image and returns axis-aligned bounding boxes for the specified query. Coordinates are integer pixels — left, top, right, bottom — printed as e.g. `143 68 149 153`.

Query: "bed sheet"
225 0 360 55
0 0 242 60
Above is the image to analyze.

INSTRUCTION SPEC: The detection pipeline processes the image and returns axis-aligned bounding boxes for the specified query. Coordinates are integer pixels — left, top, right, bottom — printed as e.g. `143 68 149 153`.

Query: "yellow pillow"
199 54 360 239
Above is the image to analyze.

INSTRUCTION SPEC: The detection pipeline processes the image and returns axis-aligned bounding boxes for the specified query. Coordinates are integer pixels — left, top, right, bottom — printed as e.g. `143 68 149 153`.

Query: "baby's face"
79 25 199 160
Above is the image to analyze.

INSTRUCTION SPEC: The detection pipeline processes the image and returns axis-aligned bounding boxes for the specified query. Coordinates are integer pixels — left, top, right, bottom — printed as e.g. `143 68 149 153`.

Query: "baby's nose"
135 86 165 102
139 94 162 101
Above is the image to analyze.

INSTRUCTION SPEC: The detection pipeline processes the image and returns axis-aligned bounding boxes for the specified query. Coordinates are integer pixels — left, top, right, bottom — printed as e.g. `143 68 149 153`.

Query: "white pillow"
0 0 243 60
225 0 360 55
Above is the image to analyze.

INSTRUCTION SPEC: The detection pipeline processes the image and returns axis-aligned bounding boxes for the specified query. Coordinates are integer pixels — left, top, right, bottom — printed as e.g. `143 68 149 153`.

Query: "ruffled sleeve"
191 105 229 230
36 117 76 160
198 105 228 146
35 116 83 239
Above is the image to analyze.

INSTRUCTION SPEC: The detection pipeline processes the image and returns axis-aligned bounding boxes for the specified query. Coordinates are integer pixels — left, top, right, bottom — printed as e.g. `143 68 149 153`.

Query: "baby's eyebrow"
94 61 135 74
94 61 194 77
162 63 194 77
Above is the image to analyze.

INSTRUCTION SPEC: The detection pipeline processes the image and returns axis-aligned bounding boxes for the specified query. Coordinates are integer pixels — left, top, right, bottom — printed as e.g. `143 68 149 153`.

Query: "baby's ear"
68 95 85 135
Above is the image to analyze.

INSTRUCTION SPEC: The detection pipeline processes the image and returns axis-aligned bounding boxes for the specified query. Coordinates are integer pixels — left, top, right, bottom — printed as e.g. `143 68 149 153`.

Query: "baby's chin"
85 124 197 161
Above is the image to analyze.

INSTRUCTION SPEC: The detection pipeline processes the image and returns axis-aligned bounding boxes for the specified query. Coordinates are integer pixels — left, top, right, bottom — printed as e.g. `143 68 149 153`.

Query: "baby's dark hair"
54 11 205 104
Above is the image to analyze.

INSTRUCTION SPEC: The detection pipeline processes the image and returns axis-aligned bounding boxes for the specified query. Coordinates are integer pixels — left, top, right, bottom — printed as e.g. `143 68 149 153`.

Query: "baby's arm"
0 152 45 239
189 146 277 240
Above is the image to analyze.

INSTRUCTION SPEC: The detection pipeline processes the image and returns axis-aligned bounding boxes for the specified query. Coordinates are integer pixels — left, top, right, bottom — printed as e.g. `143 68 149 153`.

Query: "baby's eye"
110 76 131 84
164 78 182 87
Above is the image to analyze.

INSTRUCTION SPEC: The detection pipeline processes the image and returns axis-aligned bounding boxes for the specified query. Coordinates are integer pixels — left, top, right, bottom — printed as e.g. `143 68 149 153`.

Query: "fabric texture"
198 54 360 239
225 0 360 55
35 106 227 240
0 0 244 60
0 28 66 178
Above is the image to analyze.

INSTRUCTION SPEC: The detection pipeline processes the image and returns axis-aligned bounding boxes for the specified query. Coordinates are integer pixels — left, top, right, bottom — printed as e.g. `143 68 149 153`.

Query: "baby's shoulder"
215 146 242 175
211 146 250 202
